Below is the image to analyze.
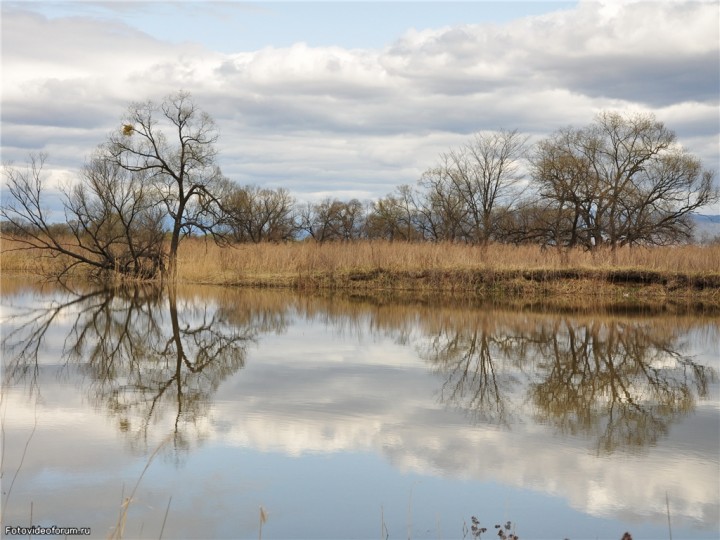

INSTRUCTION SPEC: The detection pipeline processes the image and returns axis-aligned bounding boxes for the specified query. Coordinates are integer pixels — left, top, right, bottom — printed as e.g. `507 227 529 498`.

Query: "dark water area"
1 279 719 539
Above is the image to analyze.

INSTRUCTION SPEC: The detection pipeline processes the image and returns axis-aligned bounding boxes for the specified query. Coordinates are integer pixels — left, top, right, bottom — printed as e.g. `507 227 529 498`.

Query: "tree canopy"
530 112 717 249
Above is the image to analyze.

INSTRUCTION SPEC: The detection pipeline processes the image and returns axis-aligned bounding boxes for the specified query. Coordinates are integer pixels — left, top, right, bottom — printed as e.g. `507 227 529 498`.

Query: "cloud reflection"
2 284 718 532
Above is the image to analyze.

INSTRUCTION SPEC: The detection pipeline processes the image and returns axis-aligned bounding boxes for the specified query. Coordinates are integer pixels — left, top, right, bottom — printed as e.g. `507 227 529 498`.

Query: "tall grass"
3 236 720 297
174 240 720 282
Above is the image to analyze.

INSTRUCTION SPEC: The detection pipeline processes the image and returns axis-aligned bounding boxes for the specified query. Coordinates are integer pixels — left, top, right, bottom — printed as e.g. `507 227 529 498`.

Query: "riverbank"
2 237 720 303
176 239 720 304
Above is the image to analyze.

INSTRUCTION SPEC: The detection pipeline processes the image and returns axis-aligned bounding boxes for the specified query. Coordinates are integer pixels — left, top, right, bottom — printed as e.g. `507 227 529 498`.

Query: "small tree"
1 153 165 280
417 163 468 242
366 186 423 242
299 198 366 242
225 184 297 243
445 129 528 244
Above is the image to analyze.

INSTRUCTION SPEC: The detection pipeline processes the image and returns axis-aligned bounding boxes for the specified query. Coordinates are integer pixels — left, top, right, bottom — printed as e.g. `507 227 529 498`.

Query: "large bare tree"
532 112 717 249
2 92 227 281
107 91 229 279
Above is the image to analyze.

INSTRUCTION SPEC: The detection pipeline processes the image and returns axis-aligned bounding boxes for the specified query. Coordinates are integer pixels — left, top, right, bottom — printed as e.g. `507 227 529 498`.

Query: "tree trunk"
167 219 182 282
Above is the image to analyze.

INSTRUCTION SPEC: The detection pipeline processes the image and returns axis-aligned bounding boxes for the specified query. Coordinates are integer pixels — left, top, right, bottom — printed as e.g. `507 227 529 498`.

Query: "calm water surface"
1 279 719 539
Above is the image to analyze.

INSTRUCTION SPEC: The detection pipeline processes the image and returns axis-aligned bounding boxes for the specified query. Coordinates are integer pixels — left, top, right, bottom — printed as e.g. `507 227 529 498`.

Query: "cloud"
1 1 718 208
380 1 719 108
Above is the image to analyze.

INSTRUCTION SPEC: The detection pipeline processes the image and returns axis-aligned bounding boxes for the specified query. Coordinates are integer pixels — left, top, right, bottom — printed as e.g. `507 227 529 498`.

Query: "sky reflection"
2 282 718 538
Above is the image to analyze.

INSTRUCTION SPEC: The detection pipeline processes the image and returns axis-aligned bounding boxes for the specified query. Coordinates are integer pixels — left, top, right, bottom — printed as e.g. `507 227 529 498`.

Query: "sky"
1 0 719 213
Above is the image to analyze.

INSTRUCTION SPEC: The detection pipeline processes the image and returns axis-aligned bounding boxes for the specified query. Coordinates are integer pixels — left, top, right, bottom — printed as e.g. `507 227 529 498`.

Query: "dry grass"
3 236 720 301
169 239 720 302
0 236 69 277
175 239 720 280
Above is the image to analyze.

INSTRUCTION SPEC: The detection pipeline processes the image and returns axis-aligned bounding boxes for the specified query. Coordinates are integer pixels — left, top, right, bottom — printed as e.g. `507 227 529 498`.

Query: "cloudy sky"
2 0 719 210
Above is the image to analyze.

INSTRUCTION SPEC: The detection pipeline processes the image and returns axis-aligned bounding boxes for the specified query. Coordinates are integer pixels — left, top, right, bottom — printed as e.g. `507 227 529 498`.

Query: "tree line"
2 91 717 281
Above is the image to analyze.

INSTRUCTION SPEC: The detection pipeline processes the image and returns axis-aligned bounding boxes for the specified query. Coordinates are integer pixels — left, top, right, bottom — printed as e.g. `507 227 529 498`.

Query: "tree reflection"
423 325 517 425
531 319 715 453
2 284 255 453
3 286 717 458
423 312 716 453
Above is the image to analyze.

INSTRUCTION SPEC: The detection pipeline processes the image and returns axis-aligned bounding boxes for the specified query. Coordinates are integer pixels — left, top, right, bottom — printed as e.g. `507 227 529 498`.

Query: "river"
1 279 718 539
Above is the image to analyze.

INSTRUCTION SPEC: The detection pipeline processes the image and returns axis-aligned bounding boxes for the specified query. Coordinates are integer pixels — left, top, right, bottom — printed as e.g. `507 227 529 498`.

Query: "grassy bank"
3 236 720 302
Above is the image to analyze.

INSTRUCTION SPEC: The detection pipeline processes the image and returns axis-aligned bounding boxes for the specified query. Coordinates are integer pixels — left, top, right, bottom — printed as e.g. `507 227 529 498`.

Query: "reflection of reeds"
159 496 172 540
466 518 517 539
0 395 38 525
380 505 389 540
258 505 267 540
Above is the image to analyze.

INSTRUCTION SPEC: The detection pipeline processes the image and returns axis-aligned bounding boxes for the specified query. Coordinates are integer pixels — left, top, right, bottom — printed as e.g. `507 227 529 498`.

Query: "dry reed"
175 240 720 279
3 236 720 300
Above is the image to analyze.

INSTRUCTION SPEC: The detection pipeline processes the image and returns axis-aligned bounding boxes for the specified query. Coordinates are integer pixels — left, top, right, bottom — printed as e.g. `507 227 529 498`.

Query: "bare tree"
417 163 467 241
532 112 718 249
299 198 366 242
445 129 528 244
531 127 598 247
2 153 165 280
225 184 297 243
618 148 716 245
366 185 424 241
106 91 229 279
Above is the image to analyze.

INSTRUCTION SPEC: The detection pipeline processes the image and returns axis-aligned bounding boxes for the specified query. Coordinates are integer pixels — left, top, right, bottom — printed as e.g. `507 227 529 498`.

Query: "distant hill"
693 214 720 243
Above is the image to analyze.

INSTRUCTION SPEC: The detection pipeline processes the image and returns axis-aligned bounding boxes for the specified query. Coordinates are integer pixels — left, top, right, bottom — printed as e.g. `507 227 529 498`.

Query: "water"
1 279 718 539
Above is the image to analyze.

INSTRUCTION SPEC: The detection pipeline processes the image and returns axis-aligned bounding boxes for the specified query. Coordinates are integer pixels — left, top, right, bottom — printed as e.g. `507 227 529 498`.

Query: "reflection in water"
1 283 718 537
2 284 255 452
531 320 713 453
423 321 519 425
3 287 716 455
421 313 716 453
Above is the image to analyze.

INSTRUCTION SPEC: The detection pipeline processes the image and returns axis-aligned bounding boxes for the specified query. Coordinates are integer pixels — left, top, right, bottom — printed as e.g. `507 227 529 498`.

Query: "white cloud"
1 1 718 210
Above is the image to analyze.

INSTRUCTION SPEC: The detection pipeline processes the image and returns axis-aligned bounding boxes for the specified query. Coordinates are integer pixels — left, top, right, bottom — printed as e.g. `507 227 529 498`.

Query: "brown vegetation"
5 235 718 302
3 109 717 290
176 238 720 285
